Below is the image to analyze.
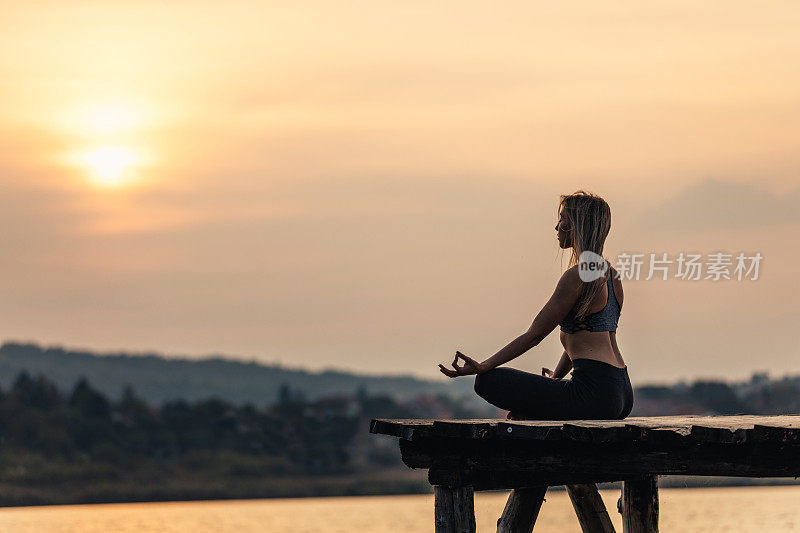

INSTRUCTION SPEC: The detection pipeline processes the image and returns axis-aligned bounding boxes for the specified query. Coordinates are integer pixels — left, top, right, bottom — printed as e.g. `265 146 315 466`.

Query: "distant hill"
0 342 477 406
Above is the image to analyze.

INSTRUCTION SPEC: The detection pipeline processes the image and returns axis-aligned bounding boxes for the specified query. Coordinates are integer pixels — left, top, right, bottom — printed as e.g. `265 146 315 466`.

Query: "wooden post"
496 485 548 533
566 483 616 533
434 485 476 533
621 475 658 533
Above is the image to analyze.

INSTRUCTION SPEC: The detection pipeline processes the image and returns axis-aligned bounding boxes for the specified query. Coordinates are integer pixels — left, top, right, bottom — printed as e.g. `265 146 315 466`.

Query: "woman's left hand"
439 351 486 378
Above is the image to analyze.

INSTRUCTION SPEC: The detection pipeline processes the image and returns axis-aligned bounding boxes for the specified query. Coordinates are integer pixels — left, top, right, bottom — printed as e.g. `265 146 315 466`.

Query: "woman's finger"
439 364 456 378
457 351 477 364
457 352 481 371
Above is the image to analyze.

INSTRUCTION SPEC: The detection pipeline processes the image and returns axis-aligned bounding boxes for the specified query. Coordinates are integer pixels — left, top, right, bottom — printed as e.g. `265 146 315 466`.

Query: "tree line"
0 371 484 475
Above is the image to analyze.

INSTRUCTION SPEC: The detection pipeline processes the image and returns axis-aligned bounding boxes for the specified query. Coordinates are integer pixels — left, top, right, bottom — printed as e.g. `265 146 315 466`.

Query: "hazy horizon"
2 1 799 384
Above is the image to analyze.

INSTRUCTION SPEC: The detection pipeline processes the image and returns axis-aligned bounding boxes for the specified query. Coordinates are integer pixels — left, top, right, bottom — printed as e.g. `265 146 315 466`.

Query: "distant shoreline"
2 473 799 508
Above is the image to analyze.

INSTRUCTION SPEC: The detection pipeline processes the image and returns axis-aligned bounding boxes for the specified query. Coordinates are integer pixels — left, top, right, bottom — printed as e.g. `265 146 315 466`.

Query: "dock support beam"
496 485 548 533
566 483 616 532
620 475 659 533
434 485 476 533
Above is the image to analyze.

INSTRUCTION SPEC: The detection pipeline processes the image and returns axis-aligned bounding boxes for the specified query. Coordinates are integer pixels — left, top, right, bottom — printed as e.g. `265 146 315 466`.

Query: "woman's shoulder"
560 264 616 283
556 266 584 296
560 265 582 283
558 264 621 289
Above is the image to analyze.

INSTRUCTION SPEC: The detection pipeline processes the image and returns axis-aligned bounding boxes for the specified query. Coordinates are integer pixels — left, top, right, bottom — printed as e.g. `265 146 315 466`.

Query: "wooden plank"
500 419 629 441
690 425 747 444
370 419 435 440
434 485 476 533
621 475 658 533
372 415 800 445
630 414 800 429
399 438 432 468
506 416 753 444
432 420 497 439
562 423 631 443
496 486 548 533
497 422 564 440
420 439 800 488
751 424 800 444
566 483 616 533
429 468 623 490
688 415 800 444
625 424 690 446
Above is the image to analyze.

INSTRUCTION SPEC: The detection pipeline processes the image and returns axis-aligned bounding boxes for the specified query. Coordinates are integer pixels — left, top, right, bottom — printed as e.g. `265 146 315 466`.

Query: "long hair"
558 190 612 319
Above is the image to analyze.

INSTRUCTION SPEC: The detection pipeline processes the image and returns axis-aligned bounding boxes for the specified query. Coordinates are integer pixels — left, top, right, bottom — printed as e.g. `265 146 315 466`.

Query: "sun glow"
81 145 141 186
56 99 158 187
81 103 141 134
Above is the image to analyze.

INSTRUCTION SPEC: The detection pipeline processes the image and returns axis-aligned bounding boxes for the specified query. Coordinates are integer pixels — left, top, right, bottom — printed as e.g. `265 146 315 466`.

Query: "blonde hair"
558 190 612 319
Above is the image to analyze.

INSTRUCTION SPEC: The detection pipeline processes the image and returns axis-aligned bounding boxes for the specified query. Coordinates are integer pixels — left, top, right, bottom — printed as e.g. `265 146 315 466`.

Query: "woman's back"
560 267 625 369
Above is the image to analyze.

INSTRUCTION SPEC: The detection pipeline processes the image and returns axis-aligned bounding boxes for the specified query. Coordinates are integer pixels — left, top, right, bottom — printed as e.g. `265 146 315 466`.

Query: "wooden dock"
370 415 800 532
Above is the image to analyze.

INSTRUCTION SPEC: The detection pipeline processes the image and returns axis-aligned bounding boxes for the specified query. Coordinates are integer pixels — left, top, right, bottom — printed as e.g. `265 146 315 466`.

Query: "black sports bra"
559 273 621 333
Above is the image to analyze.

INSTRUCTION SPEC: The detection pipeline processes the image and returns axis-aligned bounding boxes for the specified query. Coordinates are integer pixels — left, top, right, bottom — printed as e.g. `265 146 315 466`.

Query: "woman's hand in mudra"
439 351 486 378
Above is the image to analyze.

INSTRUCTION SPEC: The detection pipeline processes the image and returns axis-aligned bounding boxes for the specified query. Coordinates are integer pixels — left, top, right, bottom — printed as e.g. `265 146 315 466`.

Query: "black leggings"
473 358 634 420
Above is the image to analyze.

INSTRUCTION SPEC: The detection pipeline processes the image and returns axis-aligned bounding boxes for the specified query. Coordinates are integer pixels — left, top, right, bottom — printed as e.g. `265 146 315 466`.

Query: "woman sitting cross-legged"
438 190 633 421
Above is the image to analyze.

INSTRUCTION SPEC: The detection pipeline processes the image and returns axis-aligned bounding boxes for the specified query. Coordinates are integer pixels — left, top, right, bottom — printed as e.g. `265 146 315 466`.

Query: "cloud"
638 178 800 232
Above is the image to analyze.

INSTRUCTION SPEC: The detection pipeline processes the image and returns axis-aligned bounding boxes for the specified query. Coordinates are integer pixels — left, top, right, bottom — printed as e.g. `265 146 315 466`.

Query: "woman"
438 190 633 420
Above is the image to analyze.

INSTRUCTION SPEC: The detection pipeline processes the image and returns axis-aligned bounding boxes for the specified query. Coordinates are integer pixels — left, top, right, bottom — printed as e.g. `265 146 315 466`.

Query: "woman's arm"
477 269 581 372
552 350 572 379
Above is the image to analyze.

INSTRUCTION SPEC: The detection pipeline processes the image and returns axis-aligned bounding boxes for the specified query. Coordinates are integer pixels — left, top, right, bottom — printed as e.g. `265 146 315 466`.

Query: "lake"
1 485 799 532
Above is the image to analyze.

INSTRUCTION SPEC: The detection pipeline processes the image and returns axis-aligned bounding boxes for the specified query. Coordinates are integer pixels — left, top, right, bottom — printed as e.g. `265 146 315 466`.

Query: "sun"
58 100 156 188
81 145 141 186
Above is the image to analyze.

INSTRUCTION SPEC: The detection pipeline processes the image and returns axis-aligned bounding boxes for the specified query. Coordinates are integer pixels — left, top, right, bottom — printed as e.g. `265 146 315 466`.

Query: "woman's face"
556 208 572 249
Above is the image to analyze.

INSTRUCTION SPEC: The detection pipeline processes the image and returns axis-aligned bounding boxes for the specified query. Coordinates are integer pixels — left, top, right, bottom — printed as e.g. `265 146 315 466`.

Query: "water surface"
2 485 799 532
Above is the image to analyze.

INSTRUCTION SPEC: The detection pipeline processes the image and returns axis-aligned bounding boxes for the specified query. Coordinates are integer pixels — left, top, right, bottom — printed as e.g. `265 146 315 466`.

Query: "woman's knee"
473 368 502 397
473 373 485 396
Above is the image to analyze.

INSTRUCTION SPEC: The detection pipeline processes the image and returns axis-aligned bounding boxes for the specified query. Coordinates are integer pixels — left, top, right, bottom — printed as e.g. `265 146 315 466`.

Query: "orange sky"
1 1 799 384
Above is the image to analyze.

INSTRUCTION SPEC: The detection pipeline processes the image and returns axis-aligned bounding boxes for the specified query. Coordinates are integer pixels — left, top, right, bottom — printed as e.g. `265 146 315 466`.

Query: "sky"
1 1 799 385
